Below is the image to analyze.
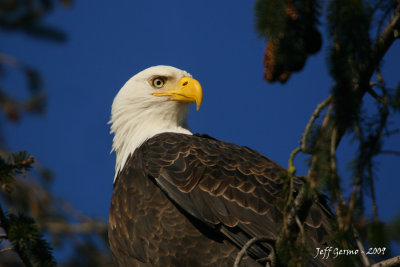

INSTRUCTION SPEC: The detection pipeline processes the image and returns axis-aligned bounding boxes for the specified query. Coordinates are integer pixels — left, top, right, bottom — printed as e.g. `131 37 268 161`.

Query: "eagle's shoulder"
144 132 288 173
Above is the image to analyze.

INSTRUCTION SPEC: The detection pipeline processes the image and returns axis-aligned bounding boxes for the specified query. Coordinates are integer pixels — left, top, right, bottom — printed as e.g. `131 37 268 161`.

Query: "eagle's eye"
151 77 166 88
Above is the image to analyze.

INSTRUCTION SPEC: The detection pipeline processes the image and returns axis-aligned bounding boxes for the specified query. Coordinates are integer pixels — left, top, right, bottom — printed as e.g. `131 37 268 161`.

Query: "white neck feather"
109 80 192 183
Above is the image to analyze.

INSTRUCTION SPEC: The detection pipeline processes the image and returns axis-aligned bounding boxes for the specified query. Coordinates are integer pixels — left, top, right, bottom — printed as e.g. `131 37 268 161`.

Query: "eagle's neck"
110 99 191 183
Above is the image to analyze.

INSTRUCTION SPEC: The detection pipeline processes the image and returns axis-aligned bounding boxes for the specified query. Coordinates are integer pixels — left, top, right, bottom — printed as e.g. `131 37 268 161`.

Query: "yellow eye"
152 77 165 88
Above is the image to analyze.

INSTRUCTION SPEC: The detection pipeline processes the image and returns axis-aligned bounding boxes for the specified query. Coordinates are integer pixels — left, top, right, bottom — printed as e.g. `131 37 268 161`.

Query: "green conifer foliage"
255 0 400 266
0 1 113 266
255 0 322 83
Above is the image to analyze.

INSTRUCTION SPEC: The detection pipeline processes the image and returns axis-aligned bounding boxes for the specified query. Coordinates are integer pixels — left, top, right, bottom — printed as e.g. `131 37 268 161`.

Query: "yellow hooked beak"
152 77 203 110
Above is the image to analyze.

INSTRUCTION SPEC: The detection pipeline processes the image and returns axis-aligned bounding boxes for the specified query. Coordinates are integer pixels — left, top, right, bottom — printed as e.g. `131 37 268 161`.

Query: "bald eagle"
108 66 333 266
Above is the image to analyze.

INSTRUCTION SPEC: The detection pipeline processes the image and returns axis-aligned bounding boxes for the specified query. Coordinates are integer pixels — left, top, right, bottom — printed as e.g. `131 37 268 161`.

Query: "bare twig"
43 221 108 234
370 170 379 222
287 95 333 178
352 227 370 267
372 255 400 267
329 127 348 231
276 103 334 259
345 122 364 230
301 95 333 152
13 156 35 168
284 96 334 221
288 147 301 176
286 147 301 210
330 127 344 230
380 150 400 156
295 216 306 246
367 87 385 104
0 53 21 68
234 236 275 267
375 0 398 40
345 183 360 231
0 247 13 254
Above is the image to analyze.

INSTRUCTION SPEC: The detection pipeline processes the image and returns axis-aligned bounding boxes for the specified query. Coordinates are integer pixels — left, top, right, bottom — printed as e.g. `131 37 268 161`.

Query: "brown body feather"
109 133 333 266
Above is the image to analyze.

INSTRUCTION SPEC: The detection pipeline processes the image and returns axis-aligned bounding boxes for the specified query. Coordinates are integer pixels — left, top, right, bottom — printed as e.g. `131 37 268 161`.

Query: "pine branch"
12 153 35 172
275 1 400 264
358 0 400 95
0 204 33 267
0 204 56 267
275 100 335 266
0 151 35 190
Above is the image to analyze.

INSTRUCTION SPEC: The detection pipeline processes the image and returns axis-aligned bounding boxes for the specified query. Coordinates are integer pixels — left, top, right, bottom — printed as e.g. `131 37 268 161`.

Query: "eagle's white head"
110 65 203 182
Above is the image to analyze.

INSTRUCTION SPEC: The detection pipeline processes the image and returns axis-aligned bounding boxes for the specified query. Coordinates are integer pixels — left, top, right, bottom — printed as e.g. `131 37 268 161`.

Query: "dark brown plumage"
109 133 333 266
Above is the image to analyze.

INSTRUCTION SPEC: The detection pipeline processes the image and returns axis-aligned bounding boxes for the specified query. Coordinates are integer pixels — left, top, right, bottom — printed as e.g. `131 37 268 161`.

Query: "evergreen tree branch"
276 101 335 263
12 155 35 171
257 1 400 266
302 0 399 216
358 0 400 95
276 2 400 263
0 204 33 267
0 169 112 265
0 2 113 265
285 95 333 215
329 0 400 146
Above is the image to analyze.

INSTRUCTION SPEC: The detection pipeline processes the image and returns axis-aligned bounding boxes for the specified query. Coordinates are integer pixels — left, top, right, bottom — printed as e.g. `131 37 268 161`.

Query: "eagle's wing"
141 133 332 262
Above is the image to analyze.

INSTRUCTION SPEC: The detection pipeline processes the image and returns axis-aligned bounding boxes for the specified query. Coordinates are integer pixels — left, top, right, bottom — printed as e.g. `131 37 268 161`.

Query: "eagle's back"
109 141 259 266
109 133 333 266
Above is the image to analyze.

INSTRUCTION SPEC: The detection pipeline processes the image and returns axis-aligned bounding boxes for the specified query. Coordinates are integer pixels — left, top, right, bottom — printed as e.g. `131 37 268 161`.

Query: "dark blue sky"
1 0 399 258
